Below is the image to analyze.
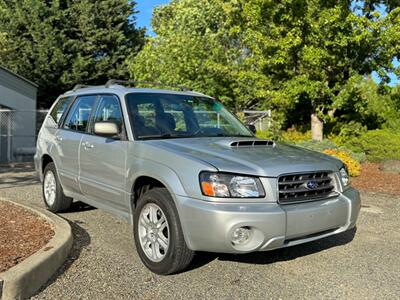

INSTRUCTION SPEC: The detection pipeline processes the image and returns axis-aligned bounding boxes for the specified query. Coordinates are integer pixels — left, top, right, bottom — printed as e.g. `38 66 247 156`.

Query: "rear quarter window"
49 97 73 125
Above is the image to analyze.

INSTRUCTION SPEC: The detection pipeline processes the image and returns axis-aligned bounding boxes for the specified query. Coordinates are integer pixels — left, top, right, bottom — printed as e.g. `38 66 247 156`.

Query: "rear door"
54 95 97 195
79 94 129 217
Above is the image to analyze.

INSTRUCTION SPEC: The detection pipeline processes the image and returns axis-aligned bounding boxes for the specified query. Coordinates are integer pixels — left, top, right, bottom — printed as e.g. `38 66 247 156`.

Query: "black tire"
42 162 72 213
133 188 194 275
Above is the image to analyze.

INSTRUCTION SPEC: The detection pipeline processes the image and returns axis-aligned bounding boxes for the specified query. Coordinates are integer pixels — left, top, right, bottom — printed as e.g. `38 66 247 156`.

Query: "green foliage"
281 128 311 144
242 1 400 137
345 129 400 162
130 0 270 111
131 0 400 138
329 121 368 146
256 130 275 140
295 139 338 152
0 32 6 53
332 77 400 132
0 0 144 107
295 139 367 163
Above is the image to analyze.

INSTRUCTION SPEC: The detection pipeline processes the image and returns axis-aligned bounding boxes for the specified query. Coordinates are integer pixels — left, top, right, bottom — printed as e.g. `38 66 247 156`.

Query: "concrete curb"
0 199 73 300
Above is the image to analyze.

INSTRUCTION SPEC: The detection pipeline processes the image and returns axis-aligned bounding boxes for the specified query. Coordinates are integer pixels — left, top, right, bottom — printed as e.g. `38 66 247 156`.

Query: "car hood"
145 137 342 177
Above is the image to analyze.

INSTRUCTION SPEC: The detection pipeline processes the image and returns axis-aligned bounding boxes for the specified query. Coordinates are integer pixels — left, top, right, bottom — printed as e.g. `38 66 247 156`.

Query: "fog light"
231 227 251 245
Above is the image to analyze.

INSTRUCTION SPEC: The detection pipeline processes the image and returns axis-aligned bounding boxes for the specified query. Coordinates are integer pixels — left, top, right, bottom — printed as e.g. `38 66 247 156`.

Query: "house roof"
0 65 38 88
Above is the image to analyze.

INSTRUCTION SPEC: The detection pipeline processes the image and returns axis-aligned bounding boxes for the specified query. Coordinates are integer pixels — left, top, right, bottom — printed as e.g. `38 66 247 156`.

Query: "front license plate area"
283 197 348 240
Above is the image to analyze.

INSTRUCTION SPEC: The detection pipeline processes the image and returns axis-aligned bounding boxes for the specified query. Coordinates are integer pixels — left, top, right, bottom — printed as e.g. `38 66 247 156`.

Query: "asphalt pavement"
1 167 399 299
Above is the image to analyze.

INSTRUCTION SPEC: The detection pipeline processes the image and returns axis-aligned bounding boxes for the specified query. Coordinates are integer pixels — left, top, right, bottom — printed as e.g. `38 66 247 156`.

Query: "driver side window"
91 95 123 134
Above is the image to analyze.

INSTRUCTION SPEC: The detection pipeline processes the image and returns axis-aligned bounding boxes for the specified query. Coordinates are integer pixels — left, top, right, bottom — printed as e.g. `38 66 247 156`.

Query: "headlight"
199 172 265 198
339 166 350 187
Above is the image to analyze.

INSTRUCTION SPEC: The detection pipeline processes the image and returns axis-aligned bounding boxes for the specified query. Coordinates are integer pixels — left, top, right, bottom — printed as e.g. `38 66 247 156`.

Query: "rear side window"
49 97 73 125
63 95 96 132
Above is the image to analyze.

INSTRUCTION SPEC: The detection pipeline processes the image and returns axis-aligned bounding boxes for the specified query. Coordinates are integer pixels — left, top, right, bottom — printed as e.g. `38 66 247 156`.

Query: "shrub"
338 147 367 163
345 129 400 162
256 130 275 140
295 140 366 164
281 128 311 143
329 121 367 146
295 139 338 152
256 128 311 143
322 149 361 177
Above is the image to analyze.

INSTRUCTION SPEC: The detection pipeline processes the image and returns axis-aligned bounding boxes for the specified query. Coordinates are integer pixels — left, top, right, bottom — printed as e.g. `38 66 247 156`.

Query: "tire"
133 188 194 275
42 162 72 213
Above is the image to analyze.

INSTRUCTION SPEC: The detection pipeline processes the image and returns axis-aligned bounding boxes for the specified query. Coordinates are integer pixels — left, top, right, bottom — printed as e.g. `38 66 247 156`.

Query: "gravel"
1 168 399 299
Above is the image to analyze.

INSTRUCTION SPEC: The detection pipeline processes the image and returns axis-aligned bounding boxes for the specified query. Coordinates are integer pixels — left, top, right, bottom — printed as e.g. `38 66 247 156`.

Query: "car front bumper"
176 187 360 253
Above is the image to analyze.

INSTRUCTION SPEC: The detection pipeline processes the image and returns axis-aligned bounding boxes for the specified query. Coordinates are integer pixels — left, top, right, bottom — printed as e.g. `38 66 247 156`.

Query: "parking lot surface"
1 167 399 299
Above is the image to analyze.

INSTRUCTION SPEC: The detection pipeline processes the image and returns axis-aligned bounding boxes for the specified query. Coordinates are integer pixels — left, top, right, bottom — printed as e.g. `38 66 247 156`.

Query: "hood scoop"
230 140 275 148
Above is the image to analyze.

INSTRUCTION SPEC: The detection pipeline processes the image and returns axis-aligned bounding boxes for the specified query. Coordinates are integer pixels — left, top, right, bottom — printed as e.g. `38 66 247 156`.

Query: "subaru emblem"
306 180 318 189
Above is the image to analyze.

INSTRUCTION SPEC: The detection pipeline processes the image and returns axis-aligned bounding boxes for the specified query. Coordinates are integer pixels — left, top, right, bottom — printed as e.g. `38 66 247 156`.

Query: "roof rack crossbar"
105 79 191 92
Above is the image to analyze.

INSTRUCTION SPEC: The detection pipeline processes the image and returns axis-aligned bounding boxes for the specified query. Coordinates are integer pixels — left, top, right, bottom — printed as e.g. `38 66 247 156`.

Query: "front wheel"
133 188 194 275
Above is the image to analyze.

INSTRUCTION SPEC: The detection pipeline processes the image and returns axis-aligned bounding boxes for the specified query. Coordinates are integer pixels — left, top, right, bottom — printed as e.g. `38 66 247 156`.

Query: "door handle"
55 135 63 142
82 141 94 149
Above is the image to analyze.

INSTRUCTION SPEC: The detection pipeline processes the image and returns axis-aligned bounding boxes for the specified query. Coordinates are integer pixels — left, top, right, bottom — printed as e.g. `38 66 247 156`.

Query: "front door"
79 94 129 217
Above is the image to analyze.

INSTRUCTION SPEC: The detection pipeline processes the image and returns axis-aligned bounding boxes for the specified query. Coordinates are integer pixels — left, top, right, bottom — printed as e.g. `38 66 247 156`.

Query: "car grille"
278 171 337 204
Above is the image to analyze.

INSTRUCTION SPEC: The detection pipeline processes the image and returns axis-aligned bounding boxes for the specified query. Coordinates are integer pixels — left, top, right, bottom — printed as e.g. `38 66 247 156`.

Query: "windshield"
125 93 253 140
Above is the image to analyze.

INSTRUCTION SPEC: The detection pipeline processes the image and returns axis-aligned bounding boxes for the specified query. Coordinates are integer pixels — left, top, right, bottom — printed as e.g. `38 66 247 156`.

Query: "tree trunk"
311 113 323 141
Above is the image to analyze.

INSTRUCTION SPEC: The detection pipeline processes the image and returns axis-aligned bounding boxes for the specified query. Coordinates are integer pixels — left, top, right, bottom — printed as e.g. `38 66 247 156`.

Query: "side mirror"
248 124 256 134
94 121 119 137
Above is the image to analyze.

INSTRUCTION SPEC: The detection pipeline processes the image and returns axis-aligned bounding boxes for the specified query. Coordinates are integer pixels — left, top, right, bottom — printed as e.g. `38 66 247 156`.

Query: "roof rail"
105 79 191 92
72 84 94 92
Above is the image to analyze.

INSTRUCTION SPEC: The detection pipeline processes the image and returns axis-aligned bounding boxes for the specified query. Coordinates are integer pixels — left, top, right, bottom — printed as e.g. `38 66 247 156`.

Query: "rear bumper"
176 187 360 253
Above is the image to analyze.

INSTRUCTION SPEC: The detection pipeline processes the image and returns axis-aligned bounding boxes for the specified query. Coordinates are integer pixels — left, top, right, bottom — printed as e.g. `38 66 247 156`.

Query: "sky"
136 0 170 35
136 0 398 85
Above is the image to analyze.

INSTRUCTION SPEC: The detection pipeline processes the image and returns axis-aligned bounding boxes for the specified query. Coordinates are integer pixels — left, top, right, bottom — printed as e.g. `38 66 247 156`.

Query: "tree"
129 0 271 111
0 32 6 53
131 0 400 140
236 0 400 140
0 0 144 108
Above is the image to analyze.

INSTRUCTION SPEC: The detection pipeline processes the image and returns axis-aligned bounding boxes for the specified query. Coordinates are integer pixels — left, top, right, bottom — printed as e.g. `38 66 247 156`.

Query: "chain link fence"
0 109 48 163
243 110 272 131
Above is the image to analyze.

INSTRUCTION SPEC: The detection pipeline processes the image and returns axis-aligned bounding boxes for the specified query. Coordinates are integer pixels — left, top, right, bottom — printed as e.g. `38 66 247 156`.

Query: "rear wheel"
133 188 194 275
42 162 72 212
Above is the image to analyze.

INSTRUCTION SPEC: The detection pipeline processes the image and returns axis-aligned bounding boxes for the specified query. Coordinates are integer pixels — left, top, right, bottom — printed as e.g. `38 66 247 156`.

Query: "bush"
281 128 311 143
322 149 362 177
295 139 338 152
256 130 275 140
338 146 366 163
256 127 367 166
256 127 311 143
345 129 400 162
295 139 366 165
328 121 367 146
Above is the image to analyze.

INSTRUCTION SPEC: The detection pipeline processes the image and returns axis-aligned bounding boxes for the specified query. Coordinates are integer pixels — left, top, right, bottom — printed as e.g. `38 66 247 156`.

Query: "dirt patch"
0 201 54 273
352 163 400 195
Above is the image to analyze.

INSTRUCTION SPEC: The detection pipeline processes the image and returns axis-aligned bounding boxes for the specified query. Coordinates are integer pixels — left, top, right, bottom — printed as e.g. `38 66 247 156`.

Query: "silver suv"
35 80 360 274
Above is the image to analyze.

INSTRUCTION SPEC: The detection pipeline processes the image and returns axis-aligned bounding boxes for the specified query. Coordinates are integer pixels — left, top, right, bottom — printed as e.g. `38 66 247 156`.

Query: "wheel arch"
129 173 194 254
131 176 167 209
41 154 54 174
